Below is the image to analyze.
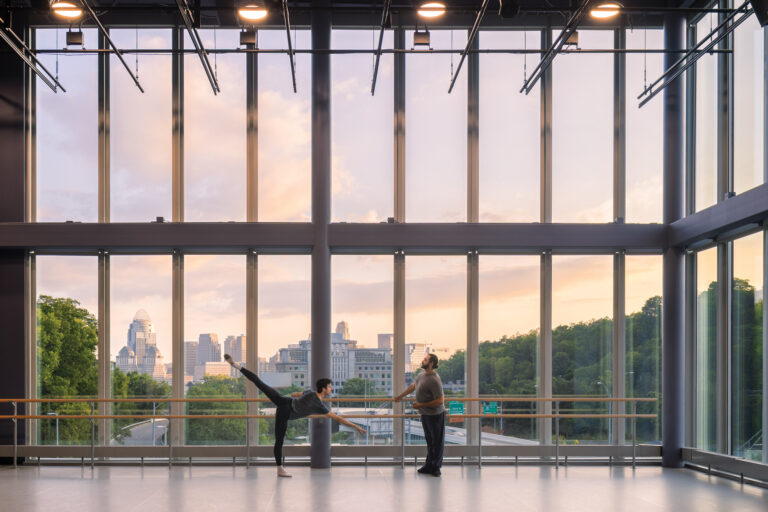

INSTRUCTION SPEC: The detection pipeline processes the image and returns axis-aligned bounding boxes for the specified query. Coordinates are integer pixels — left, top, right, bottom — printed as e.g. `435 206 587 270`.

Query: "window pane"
331 30 393 222
110 30 172 222
734 15 765 194
553 31 613 222
184 31 246 221
258 31 311 221
626 255 662 443
696 247 717 451
553 255 613 443
626 29 663 223
406 30 467 222
731 234 763 460
406 256 466 444
36 256 98 445
111 255 172 446
479 31 540 222
479 256 539 442
184 255 246 445
258 255 311 446
332 255 393 445
36 29 98 222
695 15 718 211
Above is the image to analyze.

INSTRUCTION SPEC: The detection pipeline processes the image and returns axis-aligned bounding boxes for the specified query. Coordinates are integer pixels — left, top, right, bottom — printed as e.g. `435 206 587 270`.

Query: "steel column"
393 252 405 452
467 251 479 447
468 33 479 224
613 252 626 445
763 228 767 464
25 28 35 223
97 252 111 446
172 28 184 222
685 24 697 216
716 0 734 202
685 252 697 447
539 251 552 445
24 252 36 446
171 251 184 447
662 13 686 468
98 30 110 223
716 241 732 454
614 27 626 223
310 0 332 469
246 50 258 222
540 27 552 224
394 28 405 223
246 251 258 451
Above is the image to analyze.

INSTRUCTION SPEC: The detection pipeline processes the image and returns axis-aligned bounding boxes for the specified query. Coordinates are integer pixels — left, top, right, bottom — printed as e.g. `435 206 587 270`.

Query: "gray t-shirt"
414 372 445 416
290 390 330 419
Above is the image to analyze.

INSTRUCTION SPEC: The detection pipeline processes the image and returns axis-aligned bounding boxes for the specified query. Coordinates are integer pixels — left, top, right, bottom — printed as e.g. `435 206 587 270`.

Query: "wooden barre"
0 413 658 420
0 397 659 404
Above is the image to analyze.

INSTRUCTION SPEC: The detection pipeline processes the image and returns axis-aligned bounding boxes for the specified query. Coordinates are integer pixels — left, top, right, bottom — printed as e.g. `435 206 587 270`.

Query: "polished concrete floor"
1 464 767 512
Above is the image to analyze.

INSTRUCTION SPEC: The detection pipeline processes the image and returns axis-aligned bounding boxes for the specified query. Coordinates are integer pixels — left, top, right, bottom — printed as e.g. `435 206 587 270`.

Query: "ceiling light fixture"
51 1 83 19
417 2 446 18
590 3 621 19
238 3 269 21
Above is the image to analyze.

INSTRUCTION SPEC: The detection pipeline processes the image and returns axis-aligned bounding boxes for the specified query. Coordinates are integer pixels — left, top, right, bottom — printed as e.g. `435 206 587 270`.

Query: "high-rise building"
184 341 198 375
197 333 221 365
116 309 161 377
405 343 430 373
224 334 246 363
378 334 393 350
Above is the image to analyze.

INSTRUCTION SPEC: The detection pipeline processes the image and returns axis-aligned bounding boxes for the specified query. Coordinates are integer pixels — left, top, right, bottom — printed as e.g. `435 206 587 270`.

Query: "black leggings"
240 368 292 466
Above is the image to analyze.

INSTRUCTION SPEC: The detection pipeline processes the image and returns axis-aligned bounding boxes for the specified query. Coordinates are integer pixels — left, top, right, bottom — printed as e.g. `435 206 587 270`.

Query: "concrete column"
310 0 332 468
662 13 686 468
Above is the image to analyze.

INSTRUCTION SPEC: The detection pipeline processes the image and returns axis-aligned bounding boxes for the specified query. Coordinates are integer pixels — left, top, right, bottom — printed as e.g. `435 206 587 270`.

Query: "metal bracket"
174 0 220 95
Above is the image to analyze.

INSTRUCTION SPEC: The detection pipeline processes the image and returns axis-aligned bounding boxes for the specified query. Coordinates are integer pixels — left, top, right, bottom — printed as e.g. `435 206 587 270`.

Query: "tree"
37 296 98 444
185 376 246 445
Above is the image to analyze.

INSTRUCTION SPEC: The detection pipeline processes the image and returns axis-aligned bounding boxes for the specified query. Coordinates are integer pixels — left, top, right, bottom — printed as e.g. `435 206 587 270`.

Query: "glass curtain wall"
36 256 98 445
331 255 393 445
696 247 718 451
552 255 613 443
478 256 539 441
184 255 246 445
731 234 763 460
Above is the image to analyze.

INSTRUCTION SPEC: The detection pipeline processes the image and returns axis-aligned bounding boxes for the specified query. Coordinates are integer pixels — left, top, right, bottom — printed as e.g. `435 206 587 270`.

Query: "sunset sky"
32 23 764 364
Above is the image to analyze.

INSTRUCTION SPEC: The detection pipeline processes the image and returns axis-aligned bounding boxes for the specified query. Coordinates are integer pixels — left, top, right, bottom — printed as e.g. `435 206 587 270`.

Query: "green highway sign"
483 401 498 415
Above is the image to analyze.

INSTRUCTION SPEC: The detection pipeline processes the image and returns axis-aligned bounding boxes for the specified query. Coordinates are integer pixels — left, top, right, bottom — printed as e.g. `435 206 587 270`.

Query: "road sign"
483 401 498 415
448 401 464 423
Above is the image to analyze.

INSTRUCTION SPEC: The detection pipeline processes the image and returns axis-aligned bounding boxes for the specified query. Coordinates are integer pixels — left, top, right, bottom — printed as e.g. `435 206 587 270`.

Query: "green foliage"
111 368 171 443
37 296 98 444
185 376 246 445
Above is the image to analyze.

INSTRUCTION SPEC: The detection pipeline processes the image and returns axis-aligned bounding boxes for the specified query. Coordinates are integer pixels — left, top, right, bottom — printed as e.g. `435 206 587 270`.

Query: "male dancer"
394 353 445 476
225 354 365 477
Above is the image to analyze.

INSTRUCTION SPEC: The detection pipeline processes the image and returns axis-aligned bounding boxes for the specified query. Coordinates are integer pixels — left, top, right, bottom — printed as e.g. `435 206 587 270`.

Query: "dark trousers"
241 368 292 466
420 412 446 470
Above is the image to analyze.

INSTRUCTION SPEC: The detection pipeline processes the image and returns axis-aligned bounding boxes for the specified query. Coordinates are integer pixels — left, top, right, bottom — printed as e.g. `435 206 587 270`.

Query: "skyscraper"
184 341 198 375
224 334 246 363
116 309 161 376
197 333 221 365
378 334 393 350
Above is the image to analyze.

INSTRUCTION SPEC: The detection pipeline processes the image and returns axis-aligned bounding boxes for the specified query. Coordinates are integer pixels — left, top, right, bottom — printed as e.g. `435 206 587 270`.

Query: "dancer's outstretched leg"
225 354 290 407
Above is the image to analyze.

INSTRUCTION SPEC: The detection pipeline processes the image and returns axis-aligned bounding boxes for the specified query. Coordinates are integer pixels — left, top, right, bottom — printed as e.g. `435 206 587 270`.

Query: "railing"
0 396 657 469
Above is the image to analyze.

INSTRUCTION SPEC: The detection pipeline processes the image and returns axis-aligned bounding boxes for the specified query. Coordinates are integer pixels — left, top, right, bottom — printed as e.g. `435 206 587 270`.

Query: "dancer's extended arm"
327 412 366 434
393 383 416 402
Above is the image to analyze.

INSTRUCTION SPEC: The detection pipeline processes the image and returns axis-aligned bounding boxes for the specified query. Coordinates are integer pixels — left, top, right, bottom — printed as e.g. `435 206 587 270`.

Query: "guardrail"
0 396 657 469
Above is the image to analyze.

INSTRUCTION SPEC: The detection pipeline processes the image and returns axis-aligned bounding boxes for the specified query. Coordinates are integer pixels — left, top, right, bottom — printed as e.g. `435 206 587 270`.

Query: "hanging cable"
523 31 527 81
135 26 139 81
643 22 648 90
55 26 60 92
450 29 454 80
213 27 218 82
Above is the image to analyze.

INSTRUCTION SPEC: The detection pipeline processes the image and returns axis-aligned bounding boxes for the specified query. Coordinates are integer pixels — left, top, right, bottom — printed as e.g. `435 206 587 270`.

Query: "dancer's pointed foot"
277 466 292 478
223 354 242 370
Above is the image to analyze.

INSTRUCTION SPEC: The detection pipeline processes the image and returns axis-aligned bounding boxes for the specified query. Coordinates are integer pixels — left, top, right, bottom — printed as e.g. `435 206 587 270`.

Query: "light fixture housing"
590 3 621 19
66 30 83 46
240 29 257 46
417 2 446 18
413 29 431 46
238 3 269 21
51 1 83 19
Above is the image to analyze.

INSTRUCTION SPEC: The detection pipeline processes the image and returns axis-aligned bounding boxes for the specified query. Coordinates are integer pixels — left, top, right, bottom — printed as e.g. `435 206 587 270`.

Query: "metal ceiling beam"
519 0 592 95
80 0 145 93
637 0 751 108
282 0 298 93
448 0 490 93
0 15 64 93
175 0 220 94
370 0 392 95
